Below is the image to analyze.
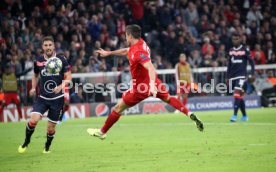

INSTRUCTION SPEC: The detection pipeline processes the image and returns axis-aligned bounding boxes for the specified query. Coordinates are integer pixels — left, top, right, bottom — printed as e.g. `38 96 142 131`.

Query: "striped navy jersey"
226 45 255 80
34 54 70 99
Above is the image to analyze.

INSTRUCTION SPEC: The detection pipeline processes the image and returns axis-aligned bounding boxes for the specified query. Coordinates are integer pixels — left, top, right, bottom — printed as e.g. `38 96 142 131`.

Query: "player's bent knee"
161 95 171 103
47 123 56 131
47 128 55 134
113 105 123 114
29 118 38 125
30 113 41 122
112 100 128 114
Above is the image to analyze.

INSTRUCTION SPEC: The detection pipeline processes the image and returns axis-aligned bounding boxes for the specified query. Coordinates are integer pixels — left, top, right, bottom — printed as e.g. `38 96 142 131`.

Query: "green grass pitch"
0 108 276 172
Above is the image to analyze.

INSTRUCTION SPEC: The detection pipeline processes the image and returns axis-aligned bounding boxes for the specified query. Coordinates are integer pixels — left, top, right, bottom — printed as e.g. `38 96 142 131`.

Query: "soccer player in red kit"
87 25 203 139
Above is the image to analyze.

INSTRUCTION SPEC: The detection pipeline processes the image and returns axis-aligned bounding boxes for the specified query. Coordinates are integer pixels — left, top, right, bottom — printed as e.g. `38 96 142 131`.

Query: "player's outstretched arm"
96 48 129 57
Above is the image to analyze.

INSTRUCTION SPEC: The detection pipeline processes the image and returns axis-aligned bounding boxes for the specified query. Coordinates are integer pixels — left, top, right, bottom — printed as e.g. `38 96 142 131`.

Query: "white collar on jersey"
44 53 57 60
233 45 243 50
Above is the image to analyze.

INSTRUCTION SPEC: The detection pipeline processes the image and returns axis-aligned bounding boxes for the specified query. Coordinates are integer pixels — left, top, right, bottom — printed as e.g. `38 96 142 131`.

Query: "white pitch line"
75 122 276 127
248 144 268 146
118 123 276 126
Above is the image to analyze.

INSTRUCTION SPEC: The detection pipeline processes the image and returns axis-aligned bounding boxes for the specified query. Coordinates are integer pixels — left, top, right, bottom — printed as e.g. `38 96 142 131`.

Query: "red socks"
182 97 187 106
101 110 121 134
0 106 3 122
169 97 189 115
100 98 189 134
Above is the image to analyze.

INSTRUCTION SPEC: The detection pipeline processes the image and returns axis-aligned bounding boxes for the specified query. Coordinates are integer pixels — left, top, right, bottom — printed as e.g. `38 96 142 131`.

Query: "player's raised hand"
96 48 111 57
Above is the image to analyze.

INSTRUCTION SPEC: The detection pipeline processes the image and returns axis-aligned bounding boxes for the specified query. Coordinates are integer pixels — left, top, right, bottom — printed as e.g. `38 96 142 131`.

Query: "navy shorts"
32 96 64 123
229 78 247 92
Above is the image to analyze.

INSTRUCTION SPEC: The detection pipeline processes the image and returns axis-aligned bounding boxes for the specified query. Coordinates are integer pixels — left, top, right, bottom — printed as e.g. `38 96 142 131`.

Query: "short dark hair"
42 36 54 44
232 32 241 38
126 25 141 39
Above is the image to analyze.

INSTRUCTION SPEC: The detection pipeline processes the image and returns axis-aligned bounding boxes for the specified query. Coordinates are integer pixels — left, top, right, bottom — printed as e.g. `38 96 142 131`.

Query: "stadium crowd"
0 0 275 75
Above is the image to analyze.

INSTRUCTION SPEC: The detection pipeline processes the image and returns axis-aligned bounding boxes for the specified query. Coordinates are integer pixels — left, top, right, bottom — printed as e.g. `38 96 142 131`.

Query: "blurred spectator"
200 53 213 68
216 44 227 67
88 15 102 41
187 36 201 54
158 4 173 29
155 55 165 69
251 44 267 64
264 41 274 62
268 53 276 64
224 5 235 23
246 3 263 26
70 86 85 104
201 37 214 56
253 51 264 65
184 2 199 27
117 64 132 98
88 55 102 73
128 0 145 26
188 50 202 68
117 14 126 36
0 0 274 75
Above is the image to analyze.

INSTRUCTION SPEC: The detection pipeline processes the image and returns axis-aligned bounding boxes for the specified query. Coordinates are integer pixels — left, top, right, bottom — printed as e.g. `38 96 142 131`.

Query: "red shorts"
122 79 169 107
3 93 20 105
177 83 191 94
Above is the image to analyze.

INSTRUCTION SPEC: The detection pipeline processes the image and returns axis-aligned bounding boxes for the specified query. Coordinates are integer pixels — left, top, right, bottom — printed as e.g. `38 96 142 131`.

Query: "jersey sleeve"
133 51 150 65
33 60 39 74
59 56 71 73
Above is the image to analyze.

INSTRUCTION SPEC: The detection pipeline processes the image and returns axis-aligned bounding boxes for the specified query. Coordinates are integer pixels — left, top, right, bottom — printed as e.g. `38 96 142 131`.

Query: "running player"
227 33 255 122
87 25 204 139
18 36 72 153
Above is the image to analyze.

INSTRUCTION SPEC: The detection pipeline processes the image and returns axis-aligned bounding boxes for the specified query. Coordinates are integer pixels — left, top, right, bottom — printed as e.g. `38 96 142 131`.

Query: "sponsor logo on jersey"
41 68 59 76
231 56 243 63
140 53 148 61
229 50 246 56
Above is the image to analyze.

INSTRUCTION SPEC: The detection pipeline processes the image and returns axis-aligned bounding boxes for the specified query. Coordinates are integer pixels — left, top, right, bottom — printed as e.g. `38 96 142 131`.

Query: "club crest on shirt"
140 53 148 61
41 68 59 76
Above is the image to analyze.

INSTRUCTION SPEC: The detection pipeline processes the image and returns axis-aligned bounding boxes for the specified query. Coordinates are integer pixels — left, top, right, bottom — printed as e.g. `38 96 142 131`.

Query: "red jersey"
127 38 153 92
123 39 169 106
